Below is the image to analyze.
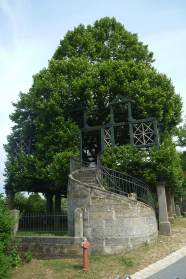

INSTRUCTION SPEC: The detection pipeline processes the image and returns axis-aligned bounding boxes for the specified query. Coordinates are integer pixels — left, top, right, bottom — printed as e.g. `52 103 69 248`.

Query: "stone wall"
68 173 158 255
10 236 82 259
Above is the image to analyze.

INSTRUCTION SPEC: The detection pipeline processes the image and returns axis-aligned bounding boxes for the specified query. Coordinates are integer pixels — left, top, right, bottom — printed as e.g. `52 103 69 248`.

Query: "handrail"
70 153 155 211
97 151 155 210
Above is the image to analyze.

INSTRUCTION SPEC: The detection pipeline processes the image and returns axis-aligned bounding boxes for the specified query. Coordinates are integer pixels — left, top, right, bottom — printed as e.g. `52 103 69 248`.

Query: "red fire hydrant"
81 237 90 271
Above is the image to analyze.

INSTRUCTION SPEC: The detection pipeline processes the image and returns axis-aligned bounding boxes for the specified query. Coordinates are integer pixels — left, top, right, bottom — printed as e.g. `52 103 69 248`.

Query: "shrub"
10 245 21 267
0 194 18 278
24 251 33 263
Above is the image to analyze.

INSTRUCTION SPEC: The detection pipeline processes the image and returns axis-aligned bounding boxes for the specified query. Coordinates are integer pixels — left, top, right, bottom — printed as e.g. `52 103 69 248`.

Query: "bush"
10 245 21 267
24 251 33 263
14 192 47 213
0 194 17 278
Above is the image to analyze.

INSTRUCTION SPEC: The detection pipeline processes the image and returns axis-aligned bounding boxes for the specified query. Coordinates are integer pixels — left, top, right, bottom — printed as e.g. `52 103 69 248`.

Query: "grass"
16 231 72 237
9 217 186 279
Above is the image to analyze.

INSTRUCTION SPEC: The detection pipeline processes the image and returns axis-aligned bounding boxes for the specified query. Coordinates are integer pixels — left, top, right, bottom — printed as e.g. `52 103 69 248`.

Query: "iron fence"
70 154 155 211
18 212 73 234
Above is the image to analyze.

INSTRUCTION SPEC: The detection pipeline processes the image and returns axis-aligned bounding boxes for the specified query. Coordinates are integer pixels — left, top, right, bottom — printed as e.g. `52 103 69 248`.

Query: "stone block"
74 208 83 238
115 227 135 237
66 245 81 255
105 227 115 237
105 238 115 245
91 197 107 206
124 217 145 227
145 216 156 225
118 210 139 218
89 211 113 220
43 244 53 254
176 205 181 216
88 219 104 227
159 221 171 236
88 205 108 212
83 211 89 220
168 216 175 224
115 245 130 254
91 227 105 237
104 245 113 254
148 232 158 243
111 203 130 211
130 236 148 245
136 225 151 236
76 198 91 206
114 219 125 227
183 212 186 218
88 237 105 246
83 228 91 237
18 236 41 244
113 237 130 246
73 237 82 245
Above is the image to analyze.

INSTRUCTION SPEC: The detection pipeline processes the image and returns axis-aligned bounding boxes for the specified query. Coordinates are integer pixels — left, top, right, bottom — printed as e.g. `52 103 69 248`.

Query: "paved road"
146 255 186 279
130 246 186 279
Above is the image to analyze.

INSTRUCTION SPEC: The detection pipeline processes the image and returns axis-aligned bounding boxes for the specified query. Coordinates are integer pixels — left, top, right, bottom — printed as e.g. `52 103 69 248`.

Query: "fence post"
11 210 20 235
74 208 83 237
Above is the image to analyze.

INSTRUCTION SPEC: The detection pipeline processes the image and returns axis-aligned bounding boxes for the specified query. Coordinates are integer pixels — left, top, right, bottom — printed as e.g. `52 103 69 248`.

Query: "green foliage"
0 242 12 279
0 194 18 278
178 150 186 171
101 133 184 201
50 150 79 192
10 245 21 267
3 17 182 195
174 116 186 147
14 192 46 213
24 251 33 263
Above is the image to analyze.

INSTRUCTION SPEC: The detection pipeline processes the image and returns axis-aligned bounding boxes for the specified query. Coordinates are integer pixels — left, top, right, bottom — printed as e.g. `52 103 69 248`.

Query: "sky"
0 0 186 195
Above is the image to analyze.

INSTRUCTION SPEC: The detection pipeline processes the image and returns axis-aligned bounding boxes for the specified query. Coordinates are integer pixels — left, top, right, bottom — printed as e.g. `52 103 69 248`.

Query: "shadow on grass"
73 264 83 270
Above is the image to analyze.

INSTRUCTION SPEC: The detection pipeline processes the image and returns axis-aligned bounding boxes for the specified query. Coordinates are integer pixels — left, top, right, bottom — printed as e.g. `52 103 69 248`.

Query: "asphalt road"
146 255 186 279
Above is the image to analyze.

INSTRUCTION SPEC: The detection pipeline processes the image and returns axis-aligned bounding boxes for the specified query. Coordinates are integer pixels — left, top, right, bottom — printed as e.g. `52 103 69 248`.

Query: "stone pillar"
176 205 181 216
170 191 177 219
156 181 171 236
74 208 83 237
6 190 15 210
165 188 175 224
46 192 53 213
11 210 20 235
54 191 61 228
182 197 186 217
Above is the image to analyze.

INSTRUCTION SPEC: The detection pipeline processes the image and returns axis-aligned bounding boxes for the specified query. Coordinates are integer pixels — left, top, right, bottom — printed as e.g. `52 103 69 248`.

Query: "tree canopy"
3 17 183 195
101 133 184 203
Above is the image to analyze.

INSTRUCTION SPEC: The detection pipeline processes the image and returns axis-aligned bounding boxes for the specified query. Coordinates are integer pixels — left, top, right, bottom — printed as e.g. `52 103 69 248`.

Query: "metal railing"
70 153 155 211
18 212 73 234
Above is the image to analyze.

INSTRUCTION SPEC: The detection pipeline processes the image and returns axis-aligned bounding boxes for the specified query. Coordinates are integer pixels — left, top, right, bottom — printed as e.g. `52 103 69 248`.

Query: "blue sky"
0 0 186 194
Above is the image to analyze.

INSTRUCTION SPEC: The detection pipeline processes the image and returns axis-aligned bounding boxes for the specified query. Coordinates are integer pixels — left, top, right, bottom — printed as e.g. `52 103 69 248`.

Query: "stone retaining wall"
68 174 158 255
10 236 82 259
